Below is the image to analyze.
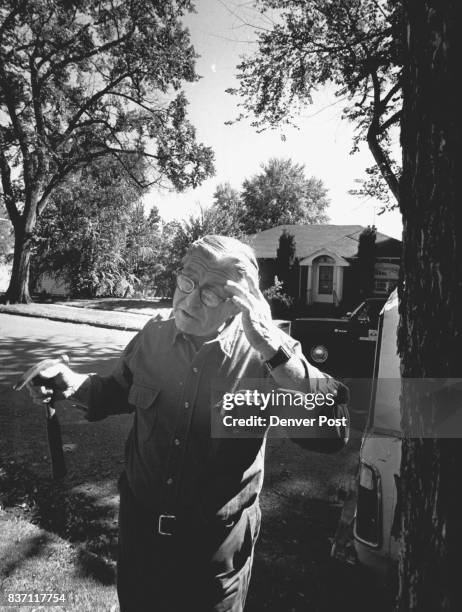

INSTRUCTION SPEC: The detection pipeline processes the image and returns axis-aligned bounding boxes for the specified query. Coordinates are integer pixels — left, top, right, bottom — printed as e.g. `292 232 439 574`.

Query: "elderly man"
28 235 348 612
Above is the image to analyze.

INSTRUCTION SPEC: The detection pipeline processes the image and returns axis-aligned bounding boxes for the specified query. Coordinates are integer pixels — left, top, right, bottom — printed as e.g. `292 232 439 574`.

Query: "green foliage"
240 158 329 233
276 229 298 298
0 0 215 302
210 183 245 237
263 276 293 318
32 157 161 297
357 225 377 298
228 0 402 207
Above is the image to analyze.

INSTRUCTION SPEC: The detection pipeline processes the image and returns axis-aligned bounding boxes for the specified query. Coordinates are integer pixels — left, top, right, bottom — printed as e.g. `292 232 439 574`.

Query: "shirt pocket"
128 382 161 444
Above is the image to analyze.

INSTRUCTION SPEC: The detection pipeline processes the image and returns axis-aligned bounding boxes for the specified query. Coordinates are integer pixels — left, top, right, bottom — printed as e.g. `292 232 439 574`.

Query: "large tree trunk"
4 224 33 304
398 1 461 611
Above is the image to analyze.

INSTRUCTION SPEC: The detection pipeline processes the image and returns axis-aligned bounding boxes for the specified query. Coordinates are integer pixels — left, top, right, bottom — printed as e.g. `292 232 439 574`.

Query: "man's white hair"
183 235 259 282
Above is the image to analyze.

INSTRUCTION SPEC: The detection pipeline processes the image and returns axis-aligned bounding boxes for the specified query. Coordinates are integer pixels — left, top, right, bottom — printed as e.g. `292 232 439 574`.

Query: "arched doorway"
312 255 335 303
298 250 349 306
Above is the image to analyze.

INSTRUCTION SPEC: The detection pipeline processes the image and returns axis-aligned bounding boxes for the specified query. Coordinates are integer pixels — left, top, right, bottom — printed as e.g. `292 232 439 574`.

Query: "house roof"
246 224 400 260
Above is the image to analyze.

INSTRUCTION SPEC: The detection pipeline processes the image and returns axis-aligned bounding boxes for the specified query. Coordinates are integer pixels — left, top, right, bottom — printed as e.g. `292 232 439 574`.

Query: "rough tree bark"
7 224 33 303
398 1 461 610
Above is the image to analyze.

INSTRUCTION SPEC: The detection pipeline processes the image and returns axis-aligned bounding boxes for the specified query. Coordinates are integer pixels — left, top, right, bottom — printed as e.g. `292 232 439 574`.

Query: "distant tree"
228 0 402 208
124 203 162 295
33 156 150 297
357 225 377 298
154 220 184 297
276 229 298 298
210 183 244 237
240 158 329 233
0 0 214 303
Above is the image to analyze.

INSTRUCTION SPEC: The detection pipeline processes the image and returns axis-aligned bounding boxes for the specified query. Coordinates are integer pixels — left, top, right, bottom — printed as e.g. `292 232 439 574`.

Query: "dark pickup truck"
291 298 387 376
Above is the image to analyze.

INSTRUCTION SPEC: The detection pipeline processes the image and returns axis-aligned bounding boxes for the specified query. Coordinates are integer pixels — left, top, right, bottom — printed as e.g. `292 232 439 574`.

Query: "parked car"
291 297 387 376
353 289 401 582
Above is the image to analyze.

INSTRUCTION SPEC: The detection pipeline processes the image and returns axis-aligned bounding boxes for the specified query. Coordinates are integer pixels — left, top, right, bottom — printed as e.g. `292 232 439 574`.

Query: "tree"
33 156 149 297
356 225 376 299
240 158 329 233
397 1 460 610
125 203 162 294
210 182 245 237
0 0 214 303
276 229 298 298
228 0 402 207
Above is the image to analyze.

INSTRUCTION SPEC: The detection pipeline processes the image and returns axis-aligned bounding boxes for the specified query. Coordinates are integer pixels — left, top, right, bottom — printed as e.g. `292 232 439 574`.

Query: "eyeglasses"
176 271 229 308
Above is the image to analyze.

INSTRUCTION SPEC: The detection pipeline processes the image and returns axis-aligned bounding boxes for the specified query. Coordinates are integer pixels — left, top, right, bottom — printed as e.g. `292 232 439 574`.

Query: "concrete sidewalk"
0 302 168 331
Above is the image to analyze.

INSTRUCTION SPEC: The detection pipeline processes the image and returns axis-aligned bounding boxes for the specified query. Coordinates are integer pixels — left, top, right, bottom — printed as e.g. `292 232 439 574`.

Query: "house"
247 224 401 310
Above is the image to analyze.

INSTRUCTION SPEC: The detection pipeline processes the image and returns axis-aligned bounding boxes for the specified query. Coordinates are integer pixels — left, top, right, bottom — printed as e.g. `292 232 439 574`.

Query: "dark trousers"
116 472 261 612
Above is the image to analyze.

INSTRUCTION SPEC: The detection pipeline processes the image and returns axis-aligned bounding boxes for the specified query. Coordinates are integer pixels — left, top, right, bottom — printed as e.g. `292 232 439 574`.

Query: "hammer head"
13 354 70 391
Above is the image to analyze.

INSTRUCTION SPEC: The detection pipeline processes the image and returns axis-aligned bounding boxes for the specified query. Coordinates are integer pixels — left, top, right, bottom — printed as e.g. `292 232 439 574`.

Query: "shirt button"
166 478 173 485
174 438 180 446
184 402 190 408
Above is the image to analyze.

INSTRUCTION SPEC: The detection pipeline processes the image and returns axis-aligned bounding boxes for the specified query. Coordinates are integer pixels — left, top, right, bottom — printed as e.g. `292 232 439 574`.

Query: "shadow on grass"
0 531 51 579
0 333 132 385
70 298 172 312
0 463 117 585
34 296 173 313
246 490 395 612
0 334 130 585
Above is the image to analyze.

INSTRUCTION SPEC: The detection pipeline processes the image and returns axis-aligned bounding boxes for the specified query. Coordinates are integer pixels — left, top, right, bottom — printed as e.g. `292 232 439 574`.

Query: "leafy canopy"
33 156 160 297
239 158 329 233
228 0 402 207
0 0 214 301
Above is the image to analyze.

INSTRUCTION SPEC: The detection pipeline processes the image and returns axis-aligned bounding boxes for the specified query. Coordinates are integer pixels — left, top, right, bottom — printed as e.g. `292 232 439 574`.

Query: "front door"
313 264 334 303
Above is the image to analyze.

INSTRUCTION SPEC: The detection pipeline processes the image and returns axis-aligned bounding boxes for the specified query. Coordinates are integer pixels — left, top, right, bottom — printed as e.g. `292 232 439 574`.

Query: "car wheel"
309 342 329 365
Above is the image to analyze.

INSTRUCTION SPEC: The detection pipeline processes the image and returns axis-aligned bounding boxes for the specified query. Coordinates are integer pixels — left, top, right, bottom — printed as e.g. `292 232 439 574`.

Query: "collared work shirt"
86 315 345 522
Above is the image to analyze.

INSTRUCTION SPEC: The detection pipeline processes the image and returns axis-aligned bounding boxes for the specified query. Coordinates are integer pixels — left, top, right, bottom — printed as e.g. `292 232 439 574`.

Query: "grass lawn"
0 512 118 611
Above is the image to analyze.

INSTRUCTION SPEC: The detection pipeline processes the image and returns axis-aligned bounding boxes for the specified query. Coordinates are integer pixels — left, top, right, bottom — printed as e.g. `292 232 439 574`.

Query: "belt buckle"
158 514 176 536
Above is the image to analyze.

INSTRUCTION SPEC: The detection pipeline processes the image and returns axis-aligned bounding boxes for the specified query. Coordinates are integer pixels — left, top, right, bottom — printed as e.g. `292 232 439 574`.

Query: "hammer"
14 354 69 479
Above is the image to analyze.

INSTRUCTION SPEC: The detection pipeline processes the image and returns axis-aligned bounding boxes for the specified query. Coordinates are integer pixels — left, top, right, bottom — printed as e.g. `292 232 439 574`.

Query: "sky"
146 0 403 240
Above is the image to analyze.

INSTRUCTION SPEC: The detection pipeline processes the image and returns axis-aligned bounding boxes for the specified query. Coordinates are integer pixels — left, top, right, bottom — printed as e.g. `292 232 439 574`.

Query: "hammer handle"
46 401 67 479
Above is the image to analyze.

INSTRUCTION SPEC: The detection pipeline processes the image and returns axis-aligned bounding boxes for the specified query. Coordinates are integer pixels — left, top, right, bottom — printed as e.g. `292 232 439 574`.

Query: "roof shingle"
246 224 399 259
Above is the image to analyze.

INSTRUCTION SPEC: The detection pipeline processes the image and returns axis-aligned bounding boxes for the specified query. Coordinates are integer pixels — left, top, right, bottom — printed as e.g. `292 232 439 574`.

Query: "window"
373 279 397 295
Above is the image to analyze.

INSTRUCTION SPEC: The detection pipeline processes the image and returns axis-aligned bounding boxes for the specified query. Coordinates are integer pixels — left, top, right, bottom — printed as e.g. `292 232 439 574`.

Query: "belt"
158 514 177 536
156 512 242 537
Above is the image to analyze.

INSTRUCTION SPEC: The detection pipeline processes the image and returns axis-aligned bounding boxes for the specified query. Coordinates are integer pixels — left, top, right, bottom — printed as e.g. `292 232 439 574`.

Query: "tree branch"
380 80 401 109
39 26 135 84
378 110 401 135
367 67 400 202
367 124 400 202
0 64 32 190
0 146 21 227
62 72 130 139
106 90 166 116
36 22 91 70
0 1 28 40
